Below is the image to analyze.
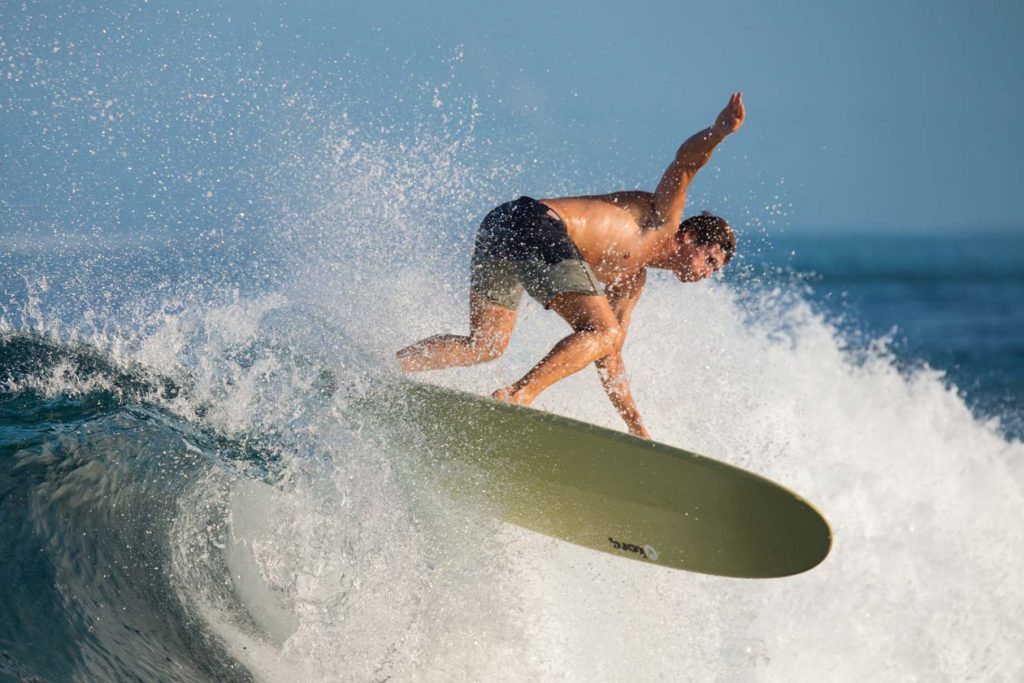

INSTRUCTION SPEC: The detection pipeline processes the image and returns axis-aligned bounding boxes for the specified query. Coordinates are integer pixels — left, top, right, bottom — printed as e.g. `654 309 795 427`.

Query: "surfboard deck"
350 379 831 578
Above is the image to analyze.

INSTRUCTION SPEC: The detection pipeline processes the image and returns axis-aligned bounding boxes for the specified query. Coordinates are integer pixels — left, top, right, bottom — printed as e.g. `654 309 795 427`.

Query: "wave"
0 319 528 681
0 335 250 680
3 251 1023 681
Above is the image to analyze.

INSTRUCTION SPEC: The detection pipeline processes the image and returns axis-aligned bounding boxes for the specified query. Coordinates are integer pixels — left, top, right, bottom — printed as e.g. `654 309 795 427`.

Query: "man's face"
672 233 727 282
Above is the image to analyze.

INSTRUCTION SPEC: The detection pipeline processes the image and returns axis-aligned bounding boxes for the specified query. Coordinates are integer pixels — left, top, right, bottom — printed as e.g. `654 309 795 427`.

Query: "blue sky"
304 0 1024 233
2 0 1022 235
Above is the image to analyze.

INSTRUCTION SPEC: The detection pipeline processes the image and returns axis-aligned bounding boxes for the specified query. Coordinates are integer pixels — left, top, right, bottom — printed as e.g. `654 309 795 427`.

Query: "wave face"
0 337 251 681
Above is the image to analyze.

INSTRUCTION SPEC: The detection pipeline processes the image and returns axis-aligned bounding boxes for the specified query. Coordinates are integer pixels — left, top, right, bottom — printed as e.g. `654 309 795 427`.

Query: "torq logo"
608 537 659 561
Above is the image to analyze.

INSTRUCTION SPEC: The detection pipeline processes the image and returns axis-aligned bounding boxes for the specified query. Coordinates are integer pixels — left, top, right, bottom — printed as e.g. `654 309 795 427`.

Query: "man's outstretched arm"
650 92 746 228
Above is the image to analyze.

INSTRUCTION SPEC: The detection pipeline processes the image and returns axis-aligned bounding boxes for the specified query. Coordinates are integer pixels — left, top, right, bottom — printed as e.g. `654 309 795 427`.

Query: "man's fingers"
722 92 744 127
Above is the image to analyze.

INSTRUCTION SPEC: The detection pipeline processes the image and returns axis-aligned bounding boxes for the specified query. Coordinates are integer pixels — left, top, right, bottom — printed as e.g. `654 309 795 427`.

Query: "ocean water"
3 4 1024 681
746 233 1024 441
3 223 1023 681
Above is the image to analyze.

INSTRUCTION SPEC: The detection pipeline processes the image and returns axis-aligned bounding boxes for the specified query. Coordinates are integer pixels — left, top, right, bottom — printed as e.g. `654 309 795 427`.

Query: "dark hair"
679 211 736 264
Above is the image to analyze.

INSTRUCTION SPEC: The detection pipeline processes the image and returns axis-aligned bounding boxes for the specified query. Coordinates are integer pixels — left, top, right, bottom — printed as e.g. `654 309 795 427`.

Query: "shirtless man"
397 92 745 438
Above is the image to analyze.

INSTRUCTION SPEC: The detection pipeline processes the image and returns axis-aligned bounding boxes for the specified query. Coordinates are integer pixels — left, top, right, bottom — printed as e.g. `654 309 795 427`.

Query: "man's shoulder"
586 191 654 213
545 191 655 224
545 190 652 205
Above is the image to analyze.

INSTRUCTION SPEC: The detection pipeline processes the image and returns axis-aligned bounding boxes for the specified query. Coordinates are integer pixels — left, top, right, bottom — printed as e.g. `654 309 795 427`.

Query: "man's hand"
714 92 745 136
630 424 652 440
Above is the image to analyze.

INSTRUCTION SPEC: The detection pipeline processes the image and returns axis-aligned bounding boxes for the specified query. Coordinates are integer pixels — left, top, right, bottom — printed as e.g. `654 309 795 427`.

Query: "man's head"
670 212 736 282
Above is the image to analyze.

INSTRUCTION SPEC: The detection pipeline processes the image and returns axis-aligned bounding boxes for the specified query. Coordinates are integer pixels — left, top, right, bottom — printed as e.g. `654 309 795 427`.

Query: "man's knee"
470 333 510 362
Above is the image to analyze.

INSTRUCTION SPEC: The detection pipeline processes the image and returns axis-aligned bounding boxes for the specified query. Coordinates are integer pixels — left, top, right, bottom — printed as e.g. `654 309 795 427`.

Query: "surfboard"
351 380 831 578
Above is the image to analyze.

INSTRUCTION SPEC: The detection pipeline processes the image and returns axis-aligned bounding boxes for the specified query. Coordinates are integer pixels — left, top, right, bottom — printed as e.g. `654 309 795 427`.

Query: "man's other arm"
595 271 650 438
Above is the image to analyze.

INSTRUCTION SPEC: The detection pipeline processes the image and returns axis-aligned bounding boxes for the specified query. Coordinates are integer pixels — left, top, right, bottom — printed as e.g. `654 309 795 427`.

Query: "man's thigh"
469 292 518 350
518 258 602 310
470 256 523 310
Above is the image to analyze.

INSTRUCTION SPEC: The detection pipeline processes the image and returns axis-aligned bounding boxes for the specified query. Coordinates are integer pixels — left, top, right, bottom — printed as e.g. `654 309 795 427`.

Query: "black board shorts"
470 196 603 309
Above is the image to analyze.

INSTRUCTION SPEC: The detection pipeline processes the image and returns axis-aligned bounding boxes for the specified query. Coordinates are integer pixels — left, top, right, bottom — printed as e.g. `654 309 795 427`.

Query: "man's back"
541 192 666 284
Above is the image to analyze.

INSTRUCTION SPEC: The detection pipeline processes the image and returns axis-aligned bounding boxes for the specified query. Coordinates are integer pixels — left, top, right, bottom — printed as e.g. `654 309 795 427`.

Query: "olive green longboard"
353 380 831 578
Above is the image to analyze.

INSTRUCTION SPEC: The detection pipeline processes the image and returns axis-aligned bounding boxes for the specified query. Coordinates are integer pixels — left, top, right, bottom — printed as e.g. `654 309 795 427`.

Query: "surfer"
397 92 745 438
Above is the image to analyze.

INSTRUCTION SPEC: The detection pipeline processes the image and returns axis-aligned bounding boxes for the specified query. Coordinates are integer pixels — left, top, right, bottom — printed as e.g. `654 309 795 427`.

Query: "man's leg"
396 293 518 372
493 292 620 405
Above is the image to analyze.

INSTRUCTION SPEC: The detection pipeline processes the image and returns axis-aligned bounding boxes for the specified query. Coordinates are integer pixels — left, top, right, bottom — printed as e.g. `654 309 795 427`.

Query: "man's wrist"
709 124 729 142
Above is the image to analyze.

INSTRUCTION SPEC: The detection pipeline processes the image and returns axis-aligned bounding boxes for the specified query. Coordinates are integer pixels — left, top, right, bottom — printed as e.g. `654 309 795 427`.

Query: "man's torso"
539 192 672 286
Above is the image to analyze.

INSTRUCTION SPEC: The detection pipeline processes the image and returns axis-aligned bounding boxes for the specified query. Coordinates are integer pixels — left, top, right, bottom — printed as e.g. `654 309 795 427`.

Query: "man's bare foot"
491 385 533 406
